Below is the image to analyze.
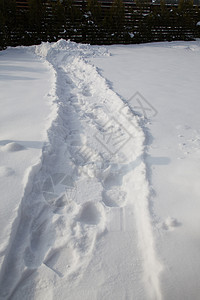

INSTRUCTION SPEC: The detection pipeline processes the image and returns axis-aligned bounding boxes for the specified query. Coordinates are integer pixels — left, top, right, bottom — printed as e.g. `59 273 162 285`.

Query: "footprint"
2 142 25 152
42 174 77 208
162 217 181 231
44 246 76 277
0 166 15 177
24 217 54 269
78 202 101 225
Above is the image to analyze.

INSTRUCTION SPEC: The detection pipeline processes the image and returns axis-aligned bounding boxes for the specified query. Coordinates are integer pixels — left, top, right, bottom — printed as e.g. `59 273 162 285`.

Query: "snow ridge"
0 40 163 299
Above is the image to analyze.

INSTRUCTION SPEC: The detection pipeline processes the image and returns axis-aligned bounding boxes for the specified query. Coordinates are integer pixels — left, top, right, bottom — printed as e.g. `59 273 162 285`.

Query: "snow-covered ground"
91 42 200 299
0 47 54 269
0 40 200 300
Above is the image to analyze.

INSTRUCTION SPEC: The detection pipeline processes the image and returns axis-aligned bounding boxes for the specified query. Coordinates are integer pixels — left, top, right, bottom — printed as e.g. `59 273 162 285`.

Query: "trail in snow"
0 40 162 299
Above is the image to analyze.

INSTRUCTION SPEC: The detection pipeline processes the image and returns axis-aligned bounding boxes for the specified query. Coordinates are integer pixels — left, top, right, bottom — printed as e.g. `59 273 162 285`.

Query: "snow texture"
1 39 200 300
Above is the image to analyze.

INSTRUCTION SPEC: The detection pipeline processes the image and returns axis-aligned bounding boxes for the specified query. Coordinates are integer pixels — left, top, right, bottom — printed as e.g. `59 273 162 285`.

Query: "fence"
0 0 200 49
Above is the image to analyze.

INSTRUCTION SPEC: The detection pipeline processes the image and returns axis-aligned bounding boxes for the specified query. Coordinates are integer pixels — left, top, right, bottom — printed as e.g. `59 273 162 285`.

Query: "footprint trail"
0 40 163 300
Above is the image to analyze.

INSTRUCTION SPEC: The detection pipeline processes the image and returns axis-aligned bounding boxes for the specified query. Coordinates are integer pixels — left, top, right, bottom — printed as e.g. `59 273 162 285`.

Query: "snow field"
90 41 200 300
0 48 54 274
4 40 200 299
0 40 162 299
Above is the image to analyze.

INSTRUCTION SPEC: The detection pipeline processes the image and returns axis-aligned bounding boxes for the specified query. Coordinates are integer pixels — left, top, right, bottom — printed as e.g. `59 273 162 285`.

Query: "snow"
0 40 200 299
0 47 55 273
91 41 200 299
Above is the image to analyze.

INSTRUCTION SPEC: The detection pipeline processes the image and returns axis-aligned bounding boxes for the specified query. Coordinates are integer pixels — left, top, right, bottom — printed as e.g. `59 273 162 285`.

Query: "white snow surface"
0 39 200 300
0 47 55 271
91 41 200 299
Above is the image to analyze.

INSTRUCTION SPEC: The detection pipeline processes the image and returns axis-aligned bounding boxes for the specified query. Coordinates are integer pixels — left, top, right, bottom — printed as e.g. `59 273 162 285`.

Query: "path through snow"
0 40 162 299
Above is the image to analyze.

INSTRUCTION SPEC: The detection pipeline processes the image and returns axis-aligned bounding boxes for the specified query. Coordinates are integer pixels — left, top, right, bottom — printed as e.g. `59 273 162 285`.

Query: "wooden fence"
0 1 200 49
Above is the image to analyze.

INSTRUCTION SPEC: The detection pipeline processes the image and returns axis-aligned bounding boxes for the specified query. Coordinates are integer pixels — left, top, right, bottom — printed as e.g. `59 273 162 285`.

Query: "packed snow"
0 40 200 300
